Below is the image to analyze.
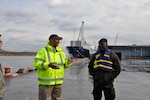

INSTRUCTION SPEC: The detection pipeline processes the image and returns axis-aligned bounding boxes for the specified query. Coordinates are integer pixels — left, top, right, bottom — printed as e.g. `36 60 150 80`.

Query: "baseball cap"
49 34 63 40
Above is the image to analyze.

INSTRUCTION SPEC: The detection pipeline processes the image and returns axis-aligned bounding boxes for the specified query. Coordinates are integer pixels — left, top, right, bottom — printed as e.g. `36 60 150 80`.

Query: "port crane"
66 21 90 58
77 21 86 46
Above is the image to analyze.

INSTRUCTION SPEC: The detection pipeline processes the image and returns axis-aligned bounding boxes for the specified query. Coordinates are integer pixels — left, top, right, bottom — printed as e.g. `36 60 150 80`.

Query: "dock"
4 59 150 100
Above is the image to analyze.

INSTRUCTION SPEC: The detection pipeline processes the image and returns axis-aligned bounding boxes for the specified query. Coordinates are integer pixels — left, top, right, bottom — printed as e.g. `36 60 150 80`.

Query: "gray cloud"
0 0 150 52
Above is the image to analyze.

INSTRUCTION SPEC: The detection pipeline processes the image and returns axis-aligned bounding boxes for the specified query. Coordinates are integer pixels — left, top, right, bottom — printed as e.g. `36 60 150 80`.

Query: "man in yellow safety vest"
33 34 73 100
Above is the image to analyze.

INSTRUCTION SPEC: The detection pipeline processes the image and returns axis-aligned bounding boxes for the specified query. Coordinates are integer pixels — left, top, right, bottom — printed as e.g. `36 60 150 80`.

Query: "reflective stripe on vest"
38 78 63 82
45 47 50 63
59 53 65 67
93 50 113 72
94 64 113 70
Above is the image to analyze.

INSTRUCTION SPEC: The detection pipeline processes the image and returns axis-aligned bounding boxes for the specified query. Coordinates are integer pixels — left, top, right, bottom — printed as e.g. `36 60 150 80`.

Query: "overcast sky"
0 0 150 52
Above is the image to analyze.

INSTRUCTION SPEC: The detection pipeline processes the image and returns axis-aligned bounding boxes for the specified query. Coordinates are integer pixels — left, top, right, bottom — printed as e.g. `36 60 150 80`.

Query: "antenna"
93 40 96 50
114 34 118 45
73 27 75 41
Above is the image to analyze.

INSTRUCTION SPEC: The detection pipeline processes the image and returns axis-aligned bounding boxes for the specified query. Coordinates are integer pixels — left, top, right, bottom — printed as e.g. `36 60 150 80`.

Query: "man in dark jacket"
88 38 121 100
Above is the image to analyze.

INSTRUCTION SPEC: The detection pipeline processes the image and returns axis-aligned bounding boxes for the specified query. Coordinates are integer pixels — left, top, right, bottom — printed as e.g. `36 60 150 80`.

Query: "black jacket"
88 51 121 85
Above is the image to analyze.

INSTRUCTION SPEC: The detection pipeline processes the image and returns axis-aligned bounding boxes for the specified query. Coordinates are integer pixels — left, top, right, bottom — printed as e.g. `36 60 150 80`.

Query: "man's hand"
68 57 73 64
49 62 59 69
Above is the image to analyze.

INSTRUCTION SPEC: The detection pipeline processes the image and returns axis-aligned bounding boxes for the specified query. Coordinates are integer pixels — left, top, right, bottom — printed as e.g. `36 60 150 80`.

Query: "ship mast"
77 21 86 46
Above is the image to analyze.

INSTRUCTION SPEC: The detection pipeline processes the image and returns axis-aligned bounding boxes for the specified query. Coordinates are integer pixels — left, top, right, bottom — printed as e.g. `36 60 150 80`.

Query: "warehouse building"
109 45 150 60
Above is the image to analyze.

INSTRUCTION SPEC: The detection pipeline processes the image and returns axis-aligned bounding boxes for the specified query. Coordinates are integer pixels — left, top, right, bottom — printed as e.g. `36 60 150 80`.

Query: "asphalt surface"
4 59 150 100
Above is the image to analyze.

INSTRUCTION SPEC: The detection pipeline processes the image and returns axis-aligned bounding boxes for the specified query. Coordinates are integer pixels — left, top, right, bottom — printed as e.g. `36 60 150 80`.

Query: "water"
0 56 34 73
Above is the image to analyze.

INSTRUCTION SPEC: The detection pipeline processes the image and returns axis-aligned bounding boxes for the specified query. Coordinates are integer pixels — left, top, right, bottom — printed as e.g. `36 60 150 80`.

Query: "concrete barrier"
16 67 35 73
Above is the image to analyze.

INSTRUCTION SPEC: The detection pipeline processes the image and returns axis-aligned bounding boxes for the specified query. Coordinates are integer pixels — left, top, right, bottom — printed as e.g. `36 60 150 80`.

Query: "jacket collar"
46 42 63 52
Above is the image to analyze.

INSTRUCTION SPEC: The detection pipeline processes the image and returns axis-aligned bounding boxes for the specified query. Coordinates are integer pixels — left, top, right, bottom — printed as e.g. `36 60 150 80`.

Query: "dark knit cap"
99 38 107 43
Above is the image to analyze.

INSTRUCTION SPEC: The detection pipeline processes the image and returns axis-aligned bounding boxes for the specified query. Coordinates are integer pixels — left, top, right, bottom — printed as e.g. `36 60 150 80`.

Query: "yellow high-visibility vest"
33 42 71 85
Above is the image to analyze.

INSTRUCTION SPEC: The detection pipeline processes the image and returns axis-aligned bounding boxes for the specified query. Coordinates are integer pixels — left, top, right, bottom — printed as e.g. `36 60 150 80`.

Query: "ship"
66 21 91 58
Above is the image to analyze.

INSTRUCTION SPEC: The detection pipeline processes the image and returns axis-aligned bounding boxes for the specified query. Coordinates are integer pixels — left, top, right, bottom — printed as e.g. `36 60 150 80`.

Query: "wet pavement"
4 59 150 100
